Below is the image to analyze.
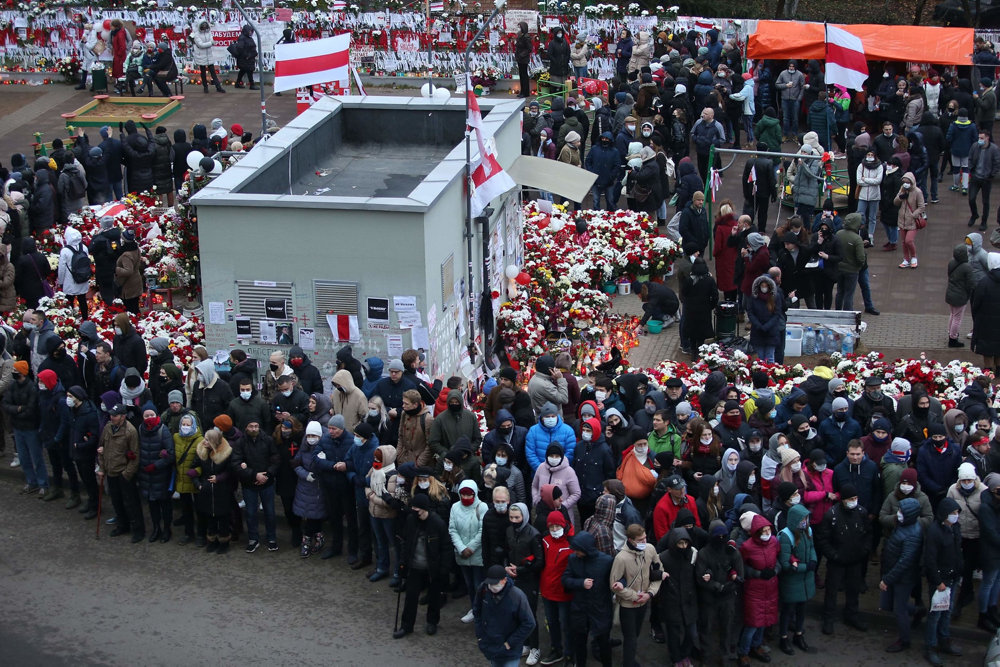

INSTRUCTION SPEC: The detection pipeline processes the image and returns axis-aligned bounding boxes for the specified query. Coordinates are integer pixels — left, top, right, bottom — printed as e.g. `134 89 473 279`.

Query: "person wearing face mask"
395 389 433 468
775 503 818 655
816 482 871 635
585 130 622 211
137 406 175 544
817 397 863 466
714 399 752 454
501 502 544 663
738 514 780 663
877 495 924 652
231 417 279 553
394 492 451 639
942 407 970 448
630 390 663 434
261 350 297 404
694 519 744 663
289 420 327 558
852 376 898 437
364 444 401 583
532 443 581 513
545 27 570 85
891 170 924 269
450 479 488 624
480 485 512 570
616 434 659 516
610 524 663 667
652 474 701 541
344 422 377 570
329 368 367 431
562 531 614 667
119 367 152 430
718 447 742 497
775 60 805 140
36 368 77 504
766 481 802 532
946 463 986 620
976 474 1000 634
474 563 537 665
66 384 100 518
525 401 577 473
108 312 145 376
615 114 638 166
747 274 784 364
922 497 964 665
880 467 934 540
747 395 778 443
313 415 359 559
38 336 79 393
916 423 961 510
269 374 308 431
571 418 614 525
801 449 837 529
946 107 977 195
226 381 268 435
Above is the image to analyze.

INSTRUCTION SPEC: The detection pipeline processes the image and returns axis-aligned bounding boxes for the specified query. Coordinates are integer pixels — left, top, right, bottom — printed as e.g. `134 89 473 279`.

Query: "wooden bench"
785 308 862 334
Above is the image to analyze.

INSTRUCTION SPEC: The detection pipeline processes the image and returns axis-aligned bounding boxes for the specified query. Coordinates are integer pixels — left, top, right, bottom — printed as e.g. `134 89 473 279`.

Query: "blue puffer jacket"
585 133 622 189
292 437 327 520
525 415 577 470
138 423 175 501
817 415 863 466
474 579 537 661
361 357 383 398
346 435 379 502
881 497 923 586
915 439 962 498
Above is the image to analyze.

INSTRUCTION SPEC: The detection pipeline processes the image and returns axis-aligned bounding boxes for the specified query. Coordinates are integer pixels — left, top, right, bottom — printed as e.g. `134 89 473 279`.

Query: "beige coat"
365 445 399 519
893 171 926 231
331 368 368 430
114 247 143 299
610 542 663 608
397 405 433 468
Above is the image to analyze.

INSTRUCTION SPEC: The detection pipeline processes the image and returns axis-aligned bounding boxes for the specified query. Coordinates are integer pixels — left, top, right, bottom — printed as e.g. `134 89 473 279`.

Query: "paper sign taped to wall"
386 334 404 357
259 321 277 343
393 296 417 312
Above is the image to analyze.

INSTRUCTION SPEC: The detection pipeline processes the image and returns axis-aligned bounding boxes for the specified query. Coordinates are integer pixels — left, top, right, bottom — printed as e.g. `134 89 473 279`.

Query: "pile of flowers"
55 55 81 82
12 292 205 373
496 293 548 362
470 66 501 89
642 345 994 413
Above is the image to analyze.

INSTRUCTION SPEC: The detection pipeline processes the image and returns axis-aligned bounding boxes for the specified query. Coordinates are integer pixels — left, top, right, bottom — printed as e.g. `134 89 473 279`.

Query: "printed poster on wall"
367 297 390 325
264 298 288 320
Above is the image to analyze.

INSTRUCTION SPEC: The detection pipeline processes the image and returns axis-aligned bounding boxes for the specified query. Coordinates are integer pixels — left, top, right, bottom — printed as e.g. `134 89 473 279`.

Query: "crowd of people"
5 314 1000 666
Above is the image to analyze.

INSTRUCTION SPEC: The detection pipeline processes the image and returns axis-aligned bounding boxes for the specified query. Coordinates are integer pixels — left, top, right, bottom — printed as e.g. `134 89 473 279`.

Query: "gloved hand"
317 451 327 460
160 449 169 458
306 472 316 483
186 469 199 478
760 567 776 580
807 560 817 572
125 450 137 460
143 463 156 473
118 121 124 132
381 491 394 503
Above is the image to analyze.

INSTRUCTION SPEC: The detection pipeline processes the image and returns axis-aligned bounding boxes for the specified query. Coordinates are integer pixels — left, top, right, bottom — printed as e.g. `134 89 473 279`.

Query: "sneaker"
267 541 279 551
930 198 940 203
539 649 563 665
106 516 117 525
909 259 918 268
246 540 259 553
461 609 475 623
20 484 38 495
9 454 19 468
950 185 960 192
522 647 530 657
899 259 910 268
526 649 541 666
963 188 969 195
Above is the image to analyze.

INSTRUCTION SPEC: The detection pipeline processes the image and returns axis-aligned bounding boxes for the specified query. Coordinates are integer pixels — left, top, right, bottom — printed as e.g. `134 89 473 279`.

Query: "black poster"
235 318 252 337
367 297 389 323
264 298 288 320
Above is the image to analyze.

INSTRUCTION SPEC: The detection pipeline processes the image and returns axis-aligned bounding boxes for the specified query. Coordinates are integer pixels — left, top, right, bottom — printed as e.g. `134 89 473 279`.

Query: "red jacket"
433 387 450 417
740 514 780 627
713 214 739 293
740 246 770 296
540 534 573 601
652 492 701 542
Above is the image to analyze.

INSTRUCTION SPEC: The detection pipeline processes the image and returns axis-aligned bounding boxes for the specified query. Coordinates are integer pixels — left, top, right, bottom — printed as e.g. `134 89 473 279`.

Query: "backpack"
66 168 86 200
227 41 241 57
69 245 93 284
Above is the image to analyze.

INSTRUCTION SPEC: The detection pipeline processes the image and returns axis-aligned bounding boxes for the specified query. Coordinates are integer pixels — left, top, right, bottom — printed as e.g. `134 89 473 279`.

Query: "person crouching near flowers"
190 427 234 554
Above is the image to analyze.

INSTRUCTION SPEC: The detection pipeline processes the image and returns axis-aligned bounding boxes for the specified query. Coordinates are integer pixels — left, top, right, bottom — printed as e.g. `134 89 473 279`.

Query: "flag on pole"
332 0 346 9
466 74 483 131
273 33 350 93
352 66 367 96
429 1 444 11
326 314 360 342
824 24 868 91
470 141 516 217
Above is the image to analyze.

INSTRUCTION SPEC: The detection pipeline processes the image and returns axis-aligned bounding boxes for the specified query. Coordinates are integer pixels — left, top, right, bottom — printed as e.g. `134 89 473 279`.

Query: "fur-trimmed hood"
196 430 232 463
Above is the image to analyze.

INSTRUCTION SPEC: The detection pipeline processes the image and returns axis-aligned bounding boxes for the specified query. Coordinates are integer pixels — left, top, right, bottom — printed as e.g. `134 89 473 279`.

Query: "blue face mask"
768 409 777 419
354 436 363 446
980 139 987 146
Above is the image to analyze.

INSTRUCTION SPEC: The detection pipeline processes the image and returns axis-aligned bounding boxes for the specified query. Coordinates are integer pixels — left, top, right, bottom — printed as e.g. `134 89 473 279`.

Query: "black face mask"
914 404 929 416
269 363 279 372
448 403 462 414
498 425 512 435
52 348 66 359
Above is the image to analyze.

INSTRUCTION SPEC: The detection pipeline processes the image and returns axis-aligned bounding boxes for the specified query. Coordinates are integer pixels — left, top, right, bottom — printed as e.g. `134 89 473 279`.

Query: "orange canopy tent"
747 20 973 66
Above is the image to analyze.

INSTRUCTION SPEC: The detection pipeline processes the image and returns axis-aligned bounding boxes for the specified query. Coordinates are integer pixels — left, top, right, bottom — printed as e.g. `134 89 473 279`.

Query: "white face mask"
961 480 976 490
240 390 252 400
281 389 292 397
547 456 562 467
700 434 714 445
443 461 454 472
417 480 430 490
594 391 607 401
396 476 406 486
790 462 802 473
368 408 379 417
749 442 762 452
542 417 557 428
581 431 592 442
495 456 508 466
306 436 319 445
634 445 648 458
759 532 772 541
747 475 756 486
789 495 801 505
814 464 827 473
626 124 636 132
899 483 914 495
550 527 564 539
712 485 720 496
489 582 505 593
948 513 960 524
633 542 647 551
955 424 965 433
114 327 122 335
65 396 76 407
495 502 508 513
38 382 47 391
726 460 738 471
845 499 858 510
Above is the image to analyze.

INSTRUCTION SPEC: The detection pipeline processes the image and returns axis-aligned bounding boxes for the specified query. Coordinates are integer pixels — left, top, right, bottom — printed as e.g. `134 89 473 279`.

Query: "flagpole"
464 1 505 361
232 0 267 142
425 0 432 92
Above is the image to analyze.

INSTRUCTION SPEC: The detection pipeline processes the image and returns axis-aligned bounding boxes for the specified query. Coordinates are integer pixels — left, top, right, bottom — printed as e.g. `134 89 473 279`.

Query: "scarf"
119 377 146 402
369 461 396 497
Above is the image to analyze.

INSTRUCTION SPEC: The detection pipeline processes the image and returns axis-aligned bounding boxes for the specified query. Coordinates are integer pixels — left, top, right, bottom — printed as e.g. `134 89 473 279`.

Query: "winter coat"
610 539 663 609
755 115 782 153
879 480 934 534
946 480 985 538
67 399 100 462
122 135 155 194
138 423 175 500
979 489 1000 570
231 430 279 489
546 33 570 77
968 232 992 284
679 200 710 255
449 479 488 566
0 252 15 314
747 275 784 348
585 135 622 189
234 26 257 71
428 392 482 461
856 161 884 202
99 419 139 480
365 445 400 519
114 243 143 299
396 404 432 468
57 163 88 220
2 376 39 431
474 580 536 662
653 490 701 542
831 455 881 516
330 368 367 431
807 99 837 150
514 24 532 65
924 498 963 588
506 518 544 592
627 31 651 73
816 501 871 565
172 424 202 495
655 528 699 626
675 158 703 211
835 213 866 274
89 226 121 289
916 440 962 498
740 514 780 627
400 509 450 582
531 453 582 509
893 172 925 231
817 415 863 466
793 152 823 206
712 214 739 293
681 262 718 343
192 435 233 517
947 117 978 159
691 117 724 156
881 497 924 587
563 531 614 633
948 244 977 308
572 424 615 505
190 361 234 429
777 504 817 603
29 170 56 232
291 436 326 520
150 133 174 194
192 24 214 67
695 527 745 607
56 227 90 296
972 267 1000 357
525 414 577 470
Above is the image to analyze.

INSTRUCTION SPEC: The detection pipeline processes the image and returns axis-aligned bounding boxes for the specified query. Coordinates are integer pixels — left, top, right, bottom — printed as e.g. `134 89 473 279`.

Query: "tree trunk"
913 0 928 24
775 0 787 19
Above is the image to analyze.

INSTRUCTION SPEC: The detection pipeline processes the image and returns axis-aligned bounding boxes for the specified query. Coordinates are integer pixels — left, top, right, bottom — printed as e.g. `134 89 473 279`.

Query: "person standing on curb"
98 403 144 543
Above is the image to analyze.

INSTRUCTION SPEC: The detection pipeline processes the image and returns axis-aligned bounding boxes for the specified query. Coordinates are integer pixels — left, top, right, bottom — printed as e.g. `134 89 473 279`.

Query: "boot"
989 605 1000 626
779 637 794 655
215 85 226 93
924 648 943 667
979 612 998 633
216 536 230 555
65 493 81 510
75 71 87 90
160 528 171 544
311 532 324 555
948 337 965 348
792 634 816 654
203 83 210 93
78 501 92 513
148 524 162 543
300 535 313 558
821 618 834 635
43 487 64 502
938 639 962 656
206 535 219 553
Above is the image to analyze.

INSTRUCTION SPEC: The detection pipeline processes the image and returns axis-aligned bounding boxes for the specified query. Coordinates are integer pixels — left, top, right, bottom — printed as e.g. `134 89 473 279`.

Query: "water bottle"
842 333 854 356
823 329 835 354
803 327 815 355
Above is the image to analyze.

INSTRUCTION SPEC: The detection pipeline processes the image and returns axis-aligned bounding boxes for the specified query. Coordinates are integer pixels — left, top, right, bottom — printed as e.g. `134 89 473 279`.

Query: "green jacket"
755 115 782 153
648 424 683 458
778 504 817 603
835 213 867 274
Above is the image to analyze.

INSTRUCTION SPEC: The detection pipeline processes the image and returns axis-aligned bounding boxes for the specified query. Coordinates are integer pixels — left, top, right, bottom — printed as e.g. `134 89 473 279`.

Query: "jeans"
836 271 859 310
881 582 915 644
926 582 958 648
491 658 521 667
243 484 277 543
543 597 572 657
739 625 764 656
929 159 940 200
859 266 875 310
590 184 617 211
782 98 799 136
618 604 647 667
981 569 1000 613
574 66 588 80
970 176 992 220
901 229 918 262
111 180 124 200
371 515 398 575
756 345 776 363
858 199 878 240
882 222 899 244
15 428 47 488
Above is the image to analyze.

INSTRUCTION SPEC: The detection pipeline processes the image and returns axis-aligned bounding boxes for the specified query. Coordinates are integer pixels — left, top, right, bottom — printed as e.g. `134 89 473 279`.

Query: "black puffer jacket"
816 501 871 565
656 527 699 626
563 531 615 633
923 497 963 588
1 376 39 430
481 507 510 568
138 422 175 501
150 131 174 193
505 514 544 593
29 170 57 232
289 345 323 396
235 26 257 70
89 227 122 287
122 134 156 194
68 400 100 461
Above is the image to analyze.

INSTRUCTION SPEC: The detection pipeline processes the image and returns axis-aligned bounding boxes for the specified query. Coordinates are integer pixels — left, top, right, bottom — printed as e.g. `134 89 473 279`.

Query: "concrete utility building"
190 94 525 377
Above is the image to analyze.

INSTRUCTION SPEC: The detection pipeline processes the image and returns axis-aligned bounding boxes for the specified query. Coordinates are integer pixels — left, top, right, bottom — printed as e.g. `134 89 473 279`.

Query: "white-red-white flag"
470 140 516 217
824 25 868 91
274 34 350 93
326 314 360 342
332 0 346 9
466 74 483 131
429 1 444 12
